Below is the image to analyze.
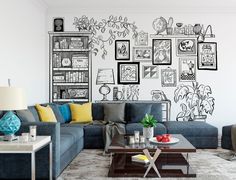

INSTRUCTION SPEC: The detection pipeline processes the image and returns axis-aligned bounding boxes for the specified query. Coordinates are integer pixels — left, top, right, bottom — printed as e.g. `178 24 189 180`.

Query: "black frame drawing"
117 62 140 84
176 38 197 56
135 31 148 46
179 58 196 82
53 18 64 32
115 40 130 60
133 47 152 62
142 65 158 79
152 39 172 65
197 42 217 70
161 67 177 87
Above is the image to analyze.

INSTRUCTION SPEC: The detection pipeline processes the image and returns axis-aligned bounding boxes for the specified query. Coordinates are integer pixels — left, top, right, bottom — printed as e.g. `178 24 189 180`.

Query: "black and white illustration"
198 42 217 70
161 67 177 87
118 62 140 84
68 89 88 99
133 47 152 62
142 65 158 79
135 31 148 46
53 18 64 32
74 15 138 59
176 38 197 56
115 40 130 60
151 90 168 101
152 39 172 65
179 58 196 82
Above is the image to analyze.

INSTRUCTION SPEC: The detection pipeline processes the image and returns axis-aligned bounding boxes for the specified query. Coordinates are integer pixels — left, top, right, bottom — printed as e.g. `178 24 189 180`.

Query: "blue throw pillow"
130 104 152 123
58 104 71 123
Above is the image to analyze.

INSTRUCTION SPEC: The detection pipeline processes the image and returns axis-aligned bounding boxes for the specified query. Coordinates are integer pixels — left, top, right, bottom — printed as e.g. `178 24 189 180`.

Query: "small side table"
0 136 52 180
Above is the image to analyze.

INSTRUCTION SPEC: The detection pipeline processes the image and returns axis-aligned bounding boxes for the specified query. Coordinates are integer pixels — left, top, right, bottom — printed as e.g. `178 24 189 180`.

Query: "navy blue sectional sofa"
0 102 218 179
221 125 233 150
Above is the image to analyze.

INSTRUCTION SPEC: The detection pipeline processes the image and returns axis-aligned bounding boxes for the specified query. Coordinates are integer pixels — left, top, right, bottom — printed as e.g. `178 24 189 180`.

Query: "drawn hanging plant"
73 15 138 59
174 82 215 121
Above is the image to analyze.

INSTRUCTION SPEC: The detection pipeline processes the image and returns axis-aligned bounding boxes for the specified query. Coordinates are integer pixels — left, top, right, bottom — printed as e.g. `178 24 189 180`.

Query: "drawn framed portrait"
161 67 177 87
133 47 152 62
176 38 197 56
179 58 196 82
117 62 140 84
152 39 172 65
197 42 217 70
115 40 130 60
135 31 148 46
142 65 158 79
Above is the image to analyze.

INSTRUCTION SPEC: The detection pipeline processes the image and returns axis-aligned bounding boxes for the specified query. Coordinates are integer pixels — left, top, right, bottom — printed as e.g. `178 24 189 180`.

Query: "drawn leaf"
174 85 189 102
119 16 122 20
124 17 128 22
186 93 199 109
199 85 212 97
201 97 215 115
101 28 105 33
180 103 187 111
109 15 113 20
109 39 113 45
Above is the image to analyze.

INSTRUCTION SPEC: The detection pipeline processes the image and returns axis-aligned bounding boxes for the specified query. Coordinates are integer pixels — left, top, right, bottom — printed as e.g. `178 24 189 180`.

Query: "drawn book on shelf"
131 154 149 164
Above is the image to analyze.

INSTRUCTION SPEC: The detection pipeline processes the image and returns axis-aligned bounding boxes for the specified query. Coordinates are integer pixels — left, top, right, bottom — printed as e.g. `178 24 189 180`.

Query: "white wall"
0 0 47 105
47 10 236 134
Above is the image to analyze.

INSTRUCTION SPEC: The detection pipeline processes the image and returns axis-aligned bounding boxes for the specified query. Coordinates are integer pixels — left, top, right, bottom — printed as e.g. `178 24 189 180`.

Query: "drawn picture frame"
176 38 197 56
135 31 148 46
115 40 130 60
133 47 152 62
197 42 217 70
53 17 64 32
117 62 140 84
152 39 172 65
179 58 196 82
142 65 158 79
161 67 177 87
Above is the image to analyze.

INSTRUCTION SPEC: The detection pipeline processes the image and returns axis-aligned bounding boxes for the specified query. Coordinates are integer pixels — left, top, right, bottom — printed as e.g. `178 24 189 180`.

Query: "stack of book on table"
131 154 149 164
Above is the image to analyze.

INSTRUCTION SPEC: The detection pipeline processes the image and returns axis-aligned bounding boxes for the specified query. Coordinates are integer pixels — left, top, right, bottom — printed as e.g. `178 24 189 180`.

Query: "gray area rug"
58 149 236 180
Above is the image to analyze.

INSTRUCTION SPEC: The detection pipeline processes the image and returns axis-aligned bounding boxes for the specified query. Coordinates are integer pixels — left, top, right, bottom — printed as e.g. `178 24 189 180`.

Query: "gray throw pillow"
103 103 125 123
16 109 36 122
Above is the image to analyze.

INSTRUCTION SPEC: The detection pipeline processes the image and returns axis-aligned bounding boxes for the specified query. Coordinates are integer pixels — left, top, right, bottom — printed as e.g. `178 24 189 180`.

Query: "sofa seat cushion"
60 126 84 140
60 134 75 156
126 123 167 135
164 121 218 137
84 124 104 137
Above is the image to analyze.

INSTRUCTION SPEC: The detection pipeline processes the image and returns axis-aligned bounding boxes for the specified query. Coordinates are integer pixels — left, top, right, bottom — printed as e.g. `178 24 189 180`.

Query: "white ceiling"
42 0 236 13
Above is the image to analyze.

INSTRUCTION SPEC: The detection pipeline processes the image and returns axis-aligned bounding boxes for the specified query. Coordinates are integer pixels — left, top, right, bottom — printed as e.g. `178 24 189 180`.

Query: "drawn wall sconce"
96 68 115 101
197 25 214 42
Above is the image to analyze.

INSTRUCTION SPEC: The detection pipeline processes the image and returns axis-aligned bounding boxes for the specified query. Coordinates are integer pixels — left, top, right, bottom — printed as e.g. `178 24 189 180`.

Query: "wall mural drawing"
133 47 152 62
142 65 158 79
113 85 140 101
115 40 130 60
152 39 172 65
179 58 196 82
135 31 148 46
174 82 215 121
161 67 177 87
73 15 138 59
53 18 64 32
176 38 197 56
197 42 217 70
118 62 140 84
151 90 168 101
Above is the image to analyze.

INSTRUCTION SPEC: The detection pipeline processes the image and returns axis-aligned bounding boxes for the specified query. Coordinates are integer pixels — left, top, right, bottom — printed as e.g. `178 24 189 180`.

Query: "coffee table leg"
143 148 161 178
110 153 113 165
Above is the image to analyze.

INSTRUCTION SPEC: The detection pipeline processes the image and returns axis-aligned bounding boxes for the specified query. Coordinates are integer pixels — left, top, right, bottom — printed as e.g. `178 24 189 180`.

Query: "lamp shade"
0 87 27 111
96 69 115 85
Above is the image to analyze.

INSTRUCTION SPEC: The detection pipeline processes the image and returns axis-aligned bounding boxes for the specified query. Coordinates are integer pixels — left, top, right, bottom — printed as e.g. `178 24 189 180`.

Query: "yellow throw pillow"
70 103 93 123
35 104 57 122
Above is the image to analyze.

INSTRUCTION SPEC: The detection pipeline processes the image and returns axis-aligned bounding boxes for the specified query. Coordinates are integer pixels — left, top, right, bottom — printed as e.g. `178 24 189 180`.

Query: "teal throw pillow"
58 104 71 123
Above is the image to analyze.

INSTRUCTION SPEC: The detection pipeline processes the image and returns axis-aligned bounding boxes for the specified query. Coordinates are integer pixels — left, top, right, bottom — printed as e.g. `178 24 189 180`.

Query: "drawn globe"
152 17 167 35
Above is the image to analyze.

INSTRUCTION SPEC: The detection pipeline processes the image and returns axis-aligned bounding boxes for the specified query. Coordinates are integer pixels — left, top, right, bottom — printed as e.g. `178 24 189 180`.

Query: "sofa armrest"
17 122 61 177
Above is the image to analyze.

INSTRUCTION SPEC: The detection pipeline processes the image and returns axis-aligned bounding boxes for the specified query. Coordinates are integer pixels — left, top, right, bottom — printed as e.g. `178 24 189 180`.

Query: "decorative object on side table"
96 68 115 101
140 114 158 139
174 82 215 121
0 81 27 141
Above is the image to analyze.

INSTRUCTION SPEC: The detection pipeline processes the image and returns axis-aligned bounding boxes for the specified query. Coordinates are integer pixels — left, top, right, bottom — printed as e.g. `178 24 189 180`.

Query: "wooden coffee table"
107 134 196 178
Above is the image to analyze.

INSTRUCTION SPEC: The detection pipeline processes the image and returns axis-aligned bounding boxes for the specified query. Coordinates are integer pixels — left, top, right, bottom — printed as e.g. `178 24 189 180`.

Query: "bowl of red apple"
149 134 179 145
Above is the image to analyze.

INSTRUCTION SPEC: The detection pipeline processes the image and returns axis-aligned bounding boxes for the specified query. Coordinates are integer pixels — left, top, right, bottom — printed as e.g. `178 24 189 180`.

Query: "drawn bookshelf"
49 32 92 103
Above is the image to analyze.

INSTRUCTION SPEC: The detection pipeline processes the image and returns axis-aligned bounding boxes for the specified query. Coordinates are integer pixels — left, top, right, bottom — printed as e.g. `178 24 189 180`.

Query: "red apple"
162 137 170 143
156 135 163 142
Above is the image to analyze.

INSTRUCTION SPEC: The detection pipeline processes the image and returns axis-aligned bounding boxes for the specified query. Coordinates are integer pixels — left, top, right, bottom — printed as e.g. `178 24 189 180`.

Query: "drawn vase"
193 24 202 35
143 127 154 139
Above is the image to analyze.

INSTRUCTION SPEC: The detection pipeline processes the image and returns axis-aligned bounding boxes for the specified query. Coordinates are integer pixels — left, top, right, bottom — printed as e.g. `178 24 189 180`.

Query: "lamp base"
3 134 18 141
99 84 111 101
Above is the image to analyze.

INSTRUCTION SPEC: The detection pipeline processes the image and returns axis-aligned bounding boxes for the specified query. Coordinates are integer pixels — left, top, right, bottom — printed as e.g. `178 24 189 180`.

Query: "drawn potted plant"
140 114 158 139
174 82 215 121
